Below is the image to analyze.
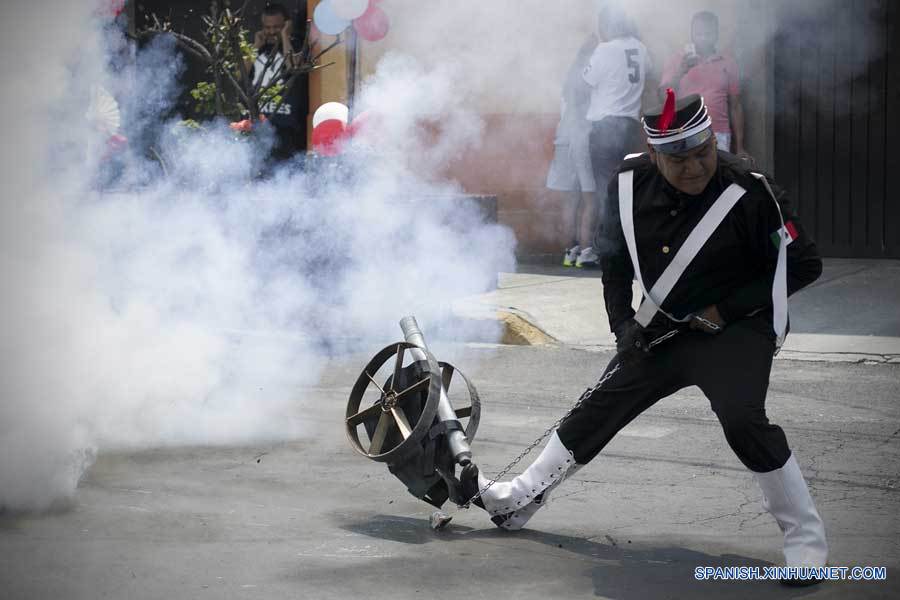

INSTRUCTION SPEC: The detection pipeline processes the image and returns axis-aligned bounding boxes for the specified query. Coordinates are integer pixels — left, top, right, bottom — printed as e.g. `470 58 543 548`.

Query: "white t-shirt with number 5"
582 36 648 122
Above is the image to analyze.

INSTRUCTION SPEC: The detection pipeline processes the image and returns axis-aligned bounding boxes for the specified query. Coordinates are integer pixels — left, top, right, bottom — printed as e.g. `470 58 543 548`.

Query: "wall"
348 1 766 256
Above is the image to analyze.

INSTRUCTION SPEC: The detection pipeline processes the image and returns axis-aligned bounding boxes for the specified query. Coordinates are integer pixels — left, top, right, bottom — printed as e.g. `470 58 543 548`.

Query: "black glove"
614 319 651 363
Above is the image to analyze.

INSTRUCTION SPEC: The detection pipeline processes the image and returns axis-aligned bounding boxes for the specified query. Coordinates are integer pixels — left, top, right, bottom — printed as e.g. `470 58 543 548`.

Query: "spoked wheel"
345 342 442 462
437 361 481 442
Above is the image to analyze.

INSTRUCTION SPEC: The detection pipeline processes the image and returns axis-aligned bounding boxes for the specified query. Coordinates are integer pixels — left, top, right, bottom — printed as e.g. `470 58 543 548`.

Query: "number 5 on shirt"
625 49 640 83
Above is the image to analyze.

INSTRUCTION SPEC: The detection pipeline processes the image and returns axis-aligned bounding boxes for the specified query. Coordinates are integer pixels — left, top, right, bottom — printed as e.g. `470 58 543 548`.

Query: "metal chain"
691 314 722 332
457 328 681 510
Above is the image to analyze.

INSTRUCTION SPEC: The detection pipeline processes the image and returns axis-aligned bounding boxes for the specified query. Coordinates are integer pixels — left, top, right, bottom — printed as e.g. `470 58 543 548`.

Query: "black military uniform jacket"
600 151 823 338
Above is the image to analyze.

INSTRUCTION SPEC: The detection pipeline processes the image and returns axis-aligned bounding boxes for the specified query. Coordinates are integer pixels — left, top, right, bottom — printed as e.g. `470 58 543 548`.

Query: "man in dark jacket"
463 92 827 582
248 2 308 160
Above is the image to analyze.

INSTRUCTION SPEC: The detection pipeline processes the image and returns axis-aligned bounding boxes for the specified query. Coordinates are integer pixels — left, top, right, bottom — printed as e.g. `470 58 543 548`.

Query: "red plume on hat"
658 88 676 133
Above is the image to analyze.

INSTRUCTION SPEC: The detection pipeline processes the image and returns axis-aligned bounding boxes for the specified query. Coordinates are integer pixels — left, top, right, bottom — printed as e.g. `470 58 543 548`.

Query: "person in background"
659 11 749 160
247 3 293 85
578 6 648 268
248 2 307 160
546 33 599 267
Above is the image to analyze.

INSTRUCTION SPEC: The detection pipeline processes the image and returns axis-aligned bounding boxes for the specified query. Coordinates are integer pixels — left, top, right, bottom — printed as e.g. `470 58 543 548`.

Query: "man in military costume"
462 91 828 579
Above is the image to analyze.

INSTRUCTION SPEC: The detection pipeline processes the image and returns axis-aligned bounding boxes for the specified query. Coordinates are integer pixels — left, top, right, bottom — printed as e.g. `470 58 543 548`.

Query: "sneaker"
562 245 580 267
575 246 599 268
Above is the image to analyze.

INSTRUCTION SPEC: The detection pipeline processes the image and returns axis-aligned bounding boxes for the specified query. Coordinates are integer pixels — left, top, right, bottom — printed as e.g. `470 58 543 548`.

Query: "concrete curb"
457 260 900 364
496 309 558 346
497 309 900 363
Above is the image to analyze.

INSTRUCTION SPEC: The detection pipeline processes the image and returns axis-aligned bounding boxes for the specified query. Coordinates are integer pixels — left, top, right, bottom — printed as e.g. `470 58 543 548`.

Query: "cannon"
345 316 481 509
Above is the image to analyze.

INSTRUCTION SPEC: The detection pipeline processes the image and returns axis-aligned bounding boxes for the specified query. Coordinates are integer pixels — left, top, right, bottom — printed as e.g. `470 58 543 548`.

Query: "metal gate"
772 0 899 258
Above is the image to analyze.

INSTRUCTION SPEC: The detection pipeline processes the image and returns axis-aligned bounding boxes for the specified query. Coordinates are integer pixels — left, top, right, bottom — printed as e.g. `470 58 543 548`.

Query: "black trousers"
556 316 792 473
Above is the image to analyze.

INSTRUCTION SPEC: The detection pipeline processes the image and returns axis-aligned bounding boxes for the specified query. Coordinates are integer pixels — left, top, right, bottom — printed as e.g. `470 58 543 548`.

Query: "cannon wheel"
345 342 442 463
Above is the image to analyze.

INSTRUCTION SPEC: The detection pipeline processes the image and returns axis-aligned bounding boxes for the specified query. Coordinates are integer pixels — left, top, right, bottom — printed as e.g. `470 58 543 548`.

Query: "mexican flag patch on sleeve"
770 220 798 248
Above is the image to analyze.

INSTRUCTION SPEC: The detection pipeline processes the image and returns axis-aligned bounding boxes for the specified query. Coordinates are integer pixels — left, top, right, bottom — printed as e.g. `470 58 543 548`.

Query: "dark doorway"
772 0 899 258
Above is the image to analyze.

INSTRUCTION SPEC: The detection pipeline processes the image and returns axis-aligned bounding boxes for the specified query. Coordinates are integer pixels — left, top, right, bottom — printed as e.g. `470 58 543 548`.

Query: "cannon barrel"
399 315 473 466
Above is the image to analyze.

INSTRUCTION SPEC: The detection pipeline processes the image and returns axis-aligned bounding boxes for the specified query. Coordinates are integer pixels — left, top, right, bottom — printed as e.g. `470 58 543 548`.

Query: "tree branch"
136 30 214 64
227 10 255 115
136 2 341 127
219 68 255 117
312 34 342 63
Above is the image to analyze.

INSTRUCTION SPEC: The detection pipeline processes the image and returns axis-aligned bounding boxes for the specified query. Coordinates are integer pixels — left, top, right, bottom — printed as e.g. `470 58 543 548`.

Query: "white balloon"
312 102 350 129
313 1 350 36
331 0 369 21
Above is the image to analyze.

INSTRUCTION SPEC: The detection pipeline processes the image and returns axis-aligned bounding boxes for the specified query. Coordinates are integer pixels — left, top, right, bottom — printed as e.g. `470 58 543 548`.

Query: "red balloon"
353 5 390 42
311 119 347 156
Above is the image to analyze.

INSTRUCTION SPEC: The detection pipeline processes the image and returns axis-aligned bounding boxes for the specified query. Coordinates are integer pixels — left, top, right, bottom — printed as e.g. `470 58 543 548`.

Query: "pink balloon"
353 5 390 42
345 112 367 138
345 110 380 141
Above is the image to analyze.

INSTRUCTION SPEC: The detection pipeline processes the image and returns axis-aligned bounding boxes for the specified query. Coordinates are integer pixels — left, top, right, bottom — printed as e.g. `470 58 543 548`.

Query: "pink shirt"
660 53 740 134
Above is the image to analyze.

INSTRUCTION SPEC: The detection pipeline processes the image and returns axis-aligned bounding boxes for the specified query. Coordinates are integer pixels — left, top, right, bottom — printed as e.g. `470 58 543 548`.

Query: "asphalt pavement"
1 259 898 599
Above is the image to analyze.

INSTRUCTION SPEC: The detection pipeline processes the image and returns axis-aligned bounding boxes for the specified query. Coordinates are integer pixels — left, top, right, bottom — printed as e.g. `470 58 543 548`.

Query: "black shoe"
459 463 485 509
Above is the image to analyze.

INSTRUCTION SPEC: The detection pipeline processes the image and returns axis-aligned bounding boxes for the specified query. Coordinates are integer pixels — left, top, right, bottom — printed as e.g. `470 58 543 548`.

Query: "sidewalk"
456 258 900 363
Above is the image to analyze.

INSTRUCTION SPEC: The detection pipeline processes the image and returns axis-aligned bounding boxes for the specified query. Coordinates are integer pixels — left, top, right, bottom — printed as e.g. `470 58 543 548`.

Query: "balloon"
312 101 349 129
345 110 374 139
353 5 390 42
313 1 350 36
312 119 346 156
331 0 369 21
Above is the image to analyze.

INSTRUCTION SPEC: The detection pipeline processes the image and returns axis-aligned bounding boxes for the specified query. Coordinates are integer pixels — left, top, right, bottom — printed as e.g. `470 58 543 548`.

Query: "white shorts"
546 135 596 193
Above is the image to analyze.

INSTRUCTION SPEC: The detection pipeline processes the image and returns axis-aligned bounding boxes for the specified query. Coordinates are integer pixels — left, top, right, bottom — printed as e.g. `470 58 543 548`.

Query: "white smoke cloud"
0 1 514 512
2 0 880 514
365 0 597 114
